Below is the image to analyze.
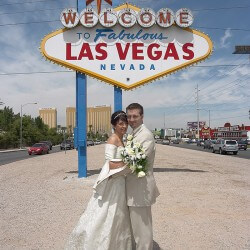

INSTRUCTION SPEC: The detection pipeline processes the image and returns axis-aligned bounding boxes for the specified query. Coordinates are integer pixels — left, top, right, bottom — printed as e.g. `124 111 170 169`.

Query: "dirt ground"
0 144 250 249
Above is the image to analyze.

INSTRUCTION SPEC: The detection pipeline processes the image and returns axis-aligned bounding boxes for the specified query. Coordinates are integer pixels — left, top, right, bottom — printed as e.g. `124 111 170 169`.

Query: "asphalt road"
0 146 64 166
168 143 250 160
1 143 249 166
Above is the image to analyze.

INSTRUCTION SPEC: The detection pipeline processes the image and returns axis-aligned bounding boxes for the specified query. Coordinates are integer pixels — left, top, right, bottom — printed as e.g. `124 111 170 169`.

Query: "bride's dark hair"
111 111 128 126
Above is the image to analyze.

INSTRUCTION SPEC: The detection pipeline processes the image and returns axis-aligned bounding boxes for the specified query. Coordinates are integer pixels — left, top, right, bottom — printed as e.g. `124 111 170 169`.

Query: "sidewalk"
0 144 250 249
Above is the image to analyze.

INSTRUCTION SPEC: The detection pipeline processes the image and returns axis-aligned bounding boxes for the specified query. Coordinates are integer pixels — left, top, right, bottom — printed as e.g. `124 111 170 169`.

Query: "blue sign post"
76 0 87 178
114 86 122 111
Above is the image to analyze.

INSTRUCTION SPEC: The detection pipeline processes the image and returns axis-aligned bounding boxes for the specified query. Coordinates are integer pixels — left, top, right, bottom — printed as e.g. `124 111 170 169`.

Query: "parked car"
60 140 74 150
172 139 180 144
196 139 204 146
39 140 52 150
28 143 49 155
204 139 216 149
155 139 162 144
182 138 190 143
94 140 101 145
238 140 247 150
212 139 238 155
87 140 95 146
162 139 170 145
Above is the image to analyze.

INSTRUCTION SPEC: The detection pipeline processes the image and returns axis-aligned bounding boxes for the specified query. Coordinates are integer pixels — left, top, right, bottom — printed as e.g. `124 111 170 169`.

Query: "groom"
126 103 160 250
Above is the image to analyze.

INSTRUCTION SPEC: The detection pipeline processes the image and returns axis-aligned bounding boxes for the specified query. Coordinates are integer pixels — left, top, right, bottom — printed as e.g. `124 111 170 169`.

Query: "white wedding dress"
65 144 132 250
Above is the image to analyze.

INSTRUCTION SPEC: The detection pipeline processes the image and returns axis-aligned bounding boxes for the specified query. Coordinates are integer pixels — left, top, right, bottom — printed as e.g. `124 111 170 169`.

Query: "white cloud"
219 28 232 48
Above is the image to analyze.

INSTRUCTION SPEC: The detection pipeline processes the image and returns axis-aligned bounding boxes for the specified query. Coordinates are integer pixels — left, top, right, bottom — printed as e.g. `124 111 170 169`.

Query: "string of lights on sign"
60 7 194 29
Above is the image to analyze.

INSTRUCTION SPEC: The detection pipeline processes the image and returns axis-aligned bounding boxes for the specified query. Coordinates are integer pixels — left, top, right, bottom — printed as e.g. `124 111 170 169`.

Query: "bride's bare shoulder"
107 134 119 146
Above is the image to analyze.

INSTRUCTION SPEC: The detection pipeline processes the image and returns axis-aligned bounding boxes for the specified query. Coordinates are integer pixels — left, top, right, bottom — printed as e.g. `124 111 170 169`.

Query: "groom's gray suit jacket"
126 124 160 207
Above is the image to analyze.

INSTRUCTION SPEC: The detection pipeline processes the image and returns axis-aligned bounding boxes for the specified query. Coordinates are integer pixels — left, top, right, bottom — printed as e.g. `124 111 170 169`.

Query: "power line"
209 105 250 112
193 6 250 11
1 64 248 76
0 19 59 27
0 16 249 32
210 114 249 121
199 59 249 93
198 54 244 92
200 75 250 101
0 70 74 76
165 92 250 118
1 3 249 13
0 0 57 7
0 7 68 16
163 62 249 117
193 26 250 32
192 64 249 68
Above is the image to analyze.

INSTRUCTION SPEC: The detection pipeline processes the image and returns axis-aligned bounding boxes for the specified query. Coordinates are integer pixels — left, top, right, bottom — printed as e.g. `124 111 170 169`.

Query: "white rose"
141 154 146 159
137 165 142 169
128 148 134 155
135 142 141 148
136 154 142 159
127 134 133 141
131 155 136 161
138 171 146 178
130 165 136 173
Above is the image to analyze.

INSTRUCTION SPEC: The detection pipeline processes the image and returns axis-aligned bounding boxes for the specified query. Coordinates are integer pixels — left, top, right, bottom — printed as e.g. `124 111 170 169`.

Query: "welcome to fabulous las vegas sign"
41 4 213 90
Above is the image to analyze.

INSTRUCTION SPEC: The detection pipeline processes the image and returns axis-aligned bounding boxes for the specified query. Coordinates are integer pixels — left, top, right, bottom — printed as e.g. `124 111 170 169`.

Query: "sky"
0 0 249 130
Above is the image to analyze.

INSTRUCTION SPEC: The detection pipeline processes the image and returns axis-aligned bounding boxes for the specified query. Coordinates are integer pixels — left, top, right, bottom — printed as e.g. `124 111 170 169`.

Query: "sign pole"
77 0 87 178
114 86 122 112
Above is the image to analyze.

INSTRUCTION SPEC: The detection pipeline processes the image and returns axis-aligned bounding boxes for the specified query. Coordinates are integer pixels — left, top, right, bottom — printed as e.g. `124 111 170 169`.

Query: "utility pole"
164 112 166 129
208 109 211 128
163 112 166 139
195 84 200 140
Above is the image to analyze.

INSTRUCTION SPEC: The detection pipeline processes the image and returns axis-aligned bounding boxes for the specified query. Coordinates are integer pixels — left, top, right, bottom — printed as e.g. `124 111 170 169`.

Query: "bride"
65 111 132 250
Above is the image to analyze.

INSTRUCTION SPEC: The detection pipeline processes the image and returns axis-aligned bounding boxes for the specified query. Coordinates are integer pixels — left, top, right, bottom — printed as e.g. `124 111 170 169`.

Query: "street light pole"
20 102 37 149
20 105 23 149
196 84 200 140
199 108 211 138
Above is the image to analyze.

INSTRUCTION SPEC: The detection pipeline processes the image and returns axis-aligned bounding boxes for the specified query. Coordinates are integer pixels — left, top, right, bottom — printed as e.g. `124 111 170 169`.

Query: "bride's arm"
109 160 126 169
106 135 126 170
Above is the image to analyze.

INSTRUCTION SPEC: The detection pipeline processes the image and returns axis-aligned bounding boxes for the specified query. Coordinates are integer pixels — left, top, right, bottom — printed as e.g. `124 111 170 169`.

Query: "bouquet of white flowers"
121 134 147 178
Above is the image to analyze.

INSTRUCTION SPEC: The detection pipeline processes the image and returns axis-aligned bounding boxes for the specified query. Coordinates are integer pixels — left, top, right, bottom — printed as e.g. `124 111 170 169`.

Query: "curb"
0 148 27 153
0 145 61 154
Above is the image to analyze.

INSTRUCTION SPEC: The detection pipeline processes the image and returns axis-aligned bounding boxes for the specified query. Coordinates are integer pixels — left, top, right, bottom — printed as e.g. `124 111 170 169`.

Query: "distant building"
211 123 250 140
161 128 183 139
87 105 112 135
199 122 250 140
66 105 112 135
39 108 57 129
66 107 76 134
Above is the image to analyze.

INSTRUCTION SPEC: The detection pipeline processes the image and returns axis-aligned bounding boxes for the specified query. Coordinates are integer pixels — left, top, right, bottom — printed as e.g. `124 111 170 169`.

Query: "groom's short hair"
126 103 144 116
